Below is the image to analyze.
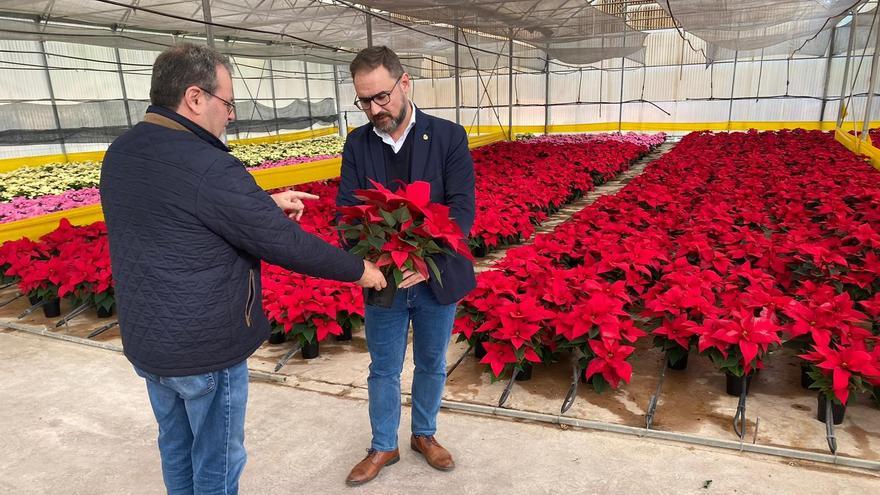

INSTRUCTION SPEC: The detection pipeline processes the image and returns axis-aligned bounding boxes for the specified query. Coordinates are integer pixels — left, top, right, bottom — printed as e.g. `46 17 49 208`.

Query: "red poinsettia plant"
0 237 41 285
55 234 114 313
799 328 880 405
338 179 471 288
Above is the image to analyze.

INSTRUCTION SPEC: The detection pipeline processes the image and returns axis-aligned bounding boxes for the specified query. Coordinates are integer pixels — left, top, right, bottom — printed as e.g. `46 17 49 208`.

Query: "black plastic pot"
268 331 287 345
41 298 61 318
28 294 40 306
365 271 397 308
301 340 320 360
667 351 689 371
474 340 487 360
800 364 812 390
725 371 753 396
471 244 489 258
96 305 114 318
335 324 353 342
515 362 533 381
817 393 846 425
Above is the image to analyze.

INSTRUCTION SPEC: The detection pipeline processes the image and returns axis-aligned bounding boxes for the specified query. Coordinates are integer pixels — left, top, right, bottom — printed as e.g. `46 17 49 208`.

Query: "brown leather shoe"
410 434 455 471
345 448 400 486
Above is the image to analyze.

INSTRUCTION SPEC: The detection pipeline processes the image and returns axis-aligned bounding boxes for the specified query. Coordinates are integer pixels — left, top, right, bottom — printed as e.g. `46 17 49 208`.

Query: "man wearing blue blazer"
336 46 476 486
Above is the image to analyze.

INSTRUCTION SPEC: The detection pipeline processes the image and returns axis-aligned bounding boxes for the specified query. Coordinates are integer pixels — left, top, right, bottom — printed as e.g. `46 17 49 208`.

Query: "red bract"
800 342 880 404
584 339 635 388
699 312 782 375
479 340 541 377
490 296 556 349
339 180 468 286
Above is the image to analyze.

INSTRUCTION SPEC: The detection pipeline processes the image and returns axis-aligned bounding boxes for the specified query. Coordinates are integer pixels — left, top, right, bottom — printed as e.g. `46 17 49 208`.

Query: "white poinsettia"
229 135 343 167
1 135 345 203
0 161 102 201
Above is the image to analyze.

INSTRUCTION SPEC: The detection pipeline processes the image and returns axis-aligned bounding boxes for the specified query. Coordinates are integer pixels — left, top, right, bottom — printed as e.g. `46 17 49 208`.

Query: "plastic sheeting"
358 0 648 65
659 0 867 62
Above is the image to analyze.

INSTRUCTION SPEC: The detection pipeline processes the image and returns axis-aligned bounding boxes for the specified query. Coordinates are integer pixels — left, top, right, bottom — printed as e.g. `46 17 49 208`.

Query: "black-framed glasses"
199 87 236 115
353 74 402 111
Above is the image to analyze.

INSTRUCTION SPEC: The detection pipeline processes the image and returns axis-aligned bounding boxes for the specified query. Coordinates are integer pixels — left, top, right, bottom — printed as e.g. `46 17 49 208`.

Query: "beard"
371 94 408 134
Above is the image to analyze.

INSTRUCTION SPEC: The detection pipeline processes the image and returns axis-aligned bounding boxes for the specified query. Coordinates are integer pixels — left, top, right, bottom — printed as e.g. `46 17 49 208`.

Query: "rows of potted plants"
257 137 660 353
456 129 880 423
467 138 658 256
0 136 659 360
0 136 347 224
0 161 101 201
0 219 113 319
521 132 667 149
229 135 344 167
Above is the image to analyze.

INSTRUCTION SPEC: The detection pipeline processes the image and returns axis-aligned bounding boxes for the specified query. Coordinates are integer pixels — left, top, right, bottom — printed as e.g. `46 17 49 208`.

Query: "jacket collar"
144 104 230 152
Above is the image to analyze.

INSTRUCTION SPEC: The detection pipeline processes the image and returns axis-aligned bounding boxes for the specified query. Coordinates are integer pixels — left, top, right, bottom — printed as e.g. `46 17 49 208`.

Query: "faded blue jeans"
364 282 457 452
134 360 249 495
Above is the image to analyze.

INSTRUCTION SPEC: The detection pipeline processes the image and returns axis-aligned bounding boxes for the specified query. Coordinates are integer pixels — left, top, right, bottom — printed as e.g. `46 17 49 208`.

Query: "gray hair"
150 43 234 109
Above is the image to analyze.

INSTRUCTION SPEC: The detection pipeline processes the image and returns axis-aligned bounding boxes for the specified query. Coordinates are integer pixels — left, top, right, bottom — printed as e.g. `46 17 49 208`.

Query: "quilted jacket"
101 105 364 376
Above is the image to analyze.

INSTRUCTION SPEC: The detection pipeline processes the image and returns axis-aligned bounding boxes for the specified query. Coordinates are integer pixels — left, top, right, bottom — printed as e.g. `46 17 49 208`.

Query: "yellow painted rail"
0 204 105 244
9 120 880 174
0 132 507 242
466 121 880 136
834 129 880 171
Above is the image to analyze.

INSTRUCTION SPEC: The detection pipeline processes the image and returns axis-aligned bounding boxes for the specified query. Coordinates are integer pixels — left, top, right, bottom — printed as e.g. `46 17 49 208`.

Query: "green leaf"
368 235 386 251
380 209 397 227
426 257 443 286
398 207 412 223
591 374 610 394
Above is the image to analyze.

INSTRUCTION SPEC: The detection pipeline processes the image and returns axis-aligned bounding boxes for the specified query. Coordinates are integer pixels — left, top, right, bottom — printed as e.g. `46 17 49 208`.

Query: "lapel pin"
423 133 429 141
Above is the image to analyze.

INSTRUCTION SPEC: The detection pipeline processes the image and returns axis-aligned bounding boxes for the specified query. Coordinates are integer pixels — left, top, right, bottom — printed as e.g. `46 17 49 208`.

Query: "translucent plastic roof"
0 0 866 67
659 0 866 61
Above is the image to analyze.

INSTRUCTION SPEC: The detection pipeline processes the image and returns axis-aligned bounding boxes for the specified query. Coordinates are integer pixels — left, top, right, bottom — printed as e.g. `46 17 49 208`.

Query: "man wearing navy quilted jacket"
100 43 386 495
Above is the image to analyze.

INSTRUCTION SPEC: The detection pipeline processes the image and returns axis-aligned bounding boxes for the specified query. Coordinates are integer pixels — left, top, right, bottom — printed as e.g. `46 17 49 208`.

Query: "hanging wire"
843 5 879 132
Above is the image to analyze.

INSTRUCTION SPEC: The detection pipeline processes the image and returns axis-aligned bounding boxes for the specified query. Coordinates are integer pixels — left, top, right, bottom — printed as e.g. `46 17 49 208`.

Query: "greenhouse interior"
1 1 879 493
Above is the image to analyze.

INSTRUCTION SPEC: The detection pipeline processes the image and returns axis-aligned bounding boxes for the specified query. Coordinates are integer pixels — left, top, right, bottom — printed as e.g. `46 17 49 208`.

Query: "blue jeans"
134 360 249 495
364 282 457 451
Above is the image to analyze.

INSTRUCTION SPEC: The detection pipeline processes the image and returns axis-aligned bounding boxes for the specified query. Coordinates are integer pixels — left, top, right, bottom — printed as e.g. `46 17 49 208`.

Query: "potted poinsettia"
264 275 346 359
697 311 783 396
478 293 557 381
453 270 520 359
799 327 880 424
0 238 40 287
56 235 115 318
641 268 719 371
338 180 471 308
17 255 66 318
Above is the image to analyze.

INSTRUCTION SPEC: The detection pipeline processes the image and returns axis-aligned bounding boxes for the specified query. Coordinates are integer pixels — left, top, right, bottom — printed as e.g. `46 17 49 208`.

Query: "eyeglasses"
198 87 236 115
353 75 402 111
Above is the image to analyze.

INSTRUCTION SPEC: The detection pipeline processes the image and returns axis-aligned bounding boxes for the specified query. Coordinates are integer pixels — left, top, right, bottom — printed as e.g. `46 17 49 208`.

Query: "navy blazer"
336 107 477 305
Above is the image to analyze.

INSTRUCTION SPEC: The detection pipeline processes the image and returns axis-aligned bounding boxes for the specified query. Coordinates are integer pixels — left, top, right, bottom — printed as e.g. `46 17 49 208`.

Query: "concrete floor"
1 330 878 495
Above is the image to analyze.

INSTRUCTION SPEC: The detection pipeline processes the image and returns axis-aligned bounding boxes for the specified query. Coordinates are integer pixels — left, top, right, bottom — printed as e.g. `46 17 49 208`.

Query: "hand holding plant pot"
338 180 471 308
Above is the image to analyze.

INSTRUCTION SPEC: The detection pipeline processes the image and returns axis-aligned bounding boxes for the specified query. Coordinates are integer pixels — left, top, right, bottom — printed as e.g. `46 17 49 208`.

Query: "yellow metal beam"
834 129 880 171
8 121 880 173
0 204 104 243
464 121 880 135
